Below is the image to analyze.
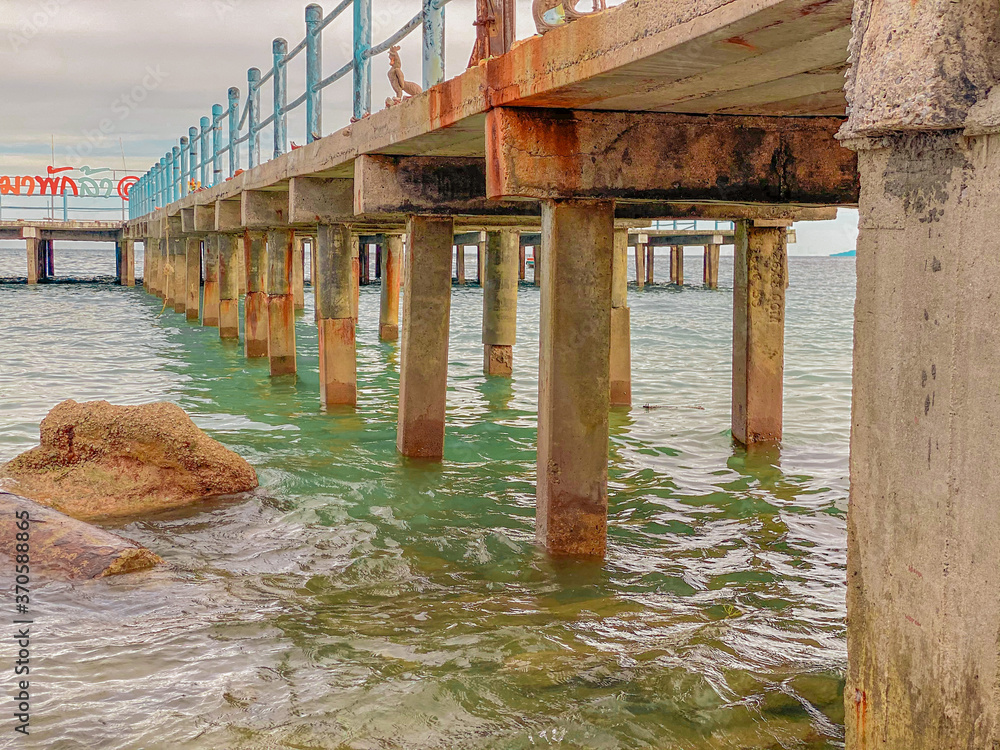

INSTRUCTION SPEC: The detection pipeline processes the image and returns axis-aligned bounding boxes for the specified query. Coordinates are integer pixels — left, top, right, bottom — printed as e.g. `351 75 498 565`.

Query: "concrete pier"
266 229 296 376
518 245 525 281
351 236 360 323
537 200 613 557
634 240 645 289
379 235 402 341
26 237 40 285
455 244 466 284
218 234 239 339
171 236 186 313
397 216 453 459
244 231 269 358
731 220 786 445
646 246 654 285
610 228 631 406
703 244 720 288
533 245 542 287
481 230 518 376
122 240 135 287
147 238 160 296
317 223 356 406
670 246 683 285
477 234 486 285
292 235 306 311
202 235 220 327
184 237 201 321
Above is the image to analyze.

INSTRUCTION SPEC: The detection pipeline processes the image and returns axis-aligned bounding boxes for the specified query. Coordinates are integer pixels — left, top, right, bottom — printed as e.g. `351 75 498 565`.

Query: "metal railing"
652 220 735 232
1 192 130 222
132 0 454 220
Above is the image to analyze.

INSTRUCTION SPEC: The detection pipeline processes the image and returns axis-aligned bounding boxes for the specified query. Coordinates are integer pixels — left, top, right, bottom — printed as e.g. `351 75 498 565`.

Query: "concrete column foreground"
218 234 240 339
266 229 296 376
481 229 518 376
244 231 269 358
316 223 357 406
379 235 402 341
203 235 220 327
610 228 631 407
184 237 202 321
26 238 40 285
703 244 720 288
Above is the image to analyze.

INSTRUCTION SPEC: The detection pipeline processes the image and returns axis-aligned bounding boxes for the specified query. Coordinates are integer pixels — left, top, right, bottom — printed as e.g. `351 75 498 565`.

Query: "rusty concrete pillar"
397 216 454 459
633 238 645 289
645 245 654 284
266 228 296 376
379 234 402 341
122 239 135 287
159 238 169 301
670 246 684 285
518 244 526 280
610 228 631 407
244 230 269 358
146 238 160 296
184 237 202 321
26 238 40 285
456 244 466 284
477 233 486 285
172 237 187 313
533 245 542 287
292 234 306 311
311 237 319 322
202 235 220 327
703 244 720 288
317 223 356 405
482 229 518 376
218 233 240 339
237 243 247 297
351 236 360 323
537 200 613 558
732 220 786 445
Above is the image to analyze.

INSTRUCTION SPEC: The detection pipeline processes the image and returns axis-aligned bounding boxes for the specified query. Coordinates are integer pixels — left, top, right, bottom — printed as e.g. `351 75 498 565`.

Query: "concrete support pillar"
351 236 360 323
244 231 269 358
397 216 454 459
292 234 306 310
123 239 135 286
218 233 239 339
703 244 720 288
202 235 220 327
185 237 202 321
482 230 518 376
634 241 645 289
477 234 486 285
45 241 54 278
731 220 786 445
147 238 160 297
518 245 526 280
237 245 247 296
266 229 296 376
537 199 614 558
172 237 186 313
26 238 40 284
311 238 319 322
670 246 684 285
375 244 382 279
533 245 542 287
610 228 631 406
645 245 654 284
379 235 402 341
455 244 466 284
161 239 174 305
317 223 356 406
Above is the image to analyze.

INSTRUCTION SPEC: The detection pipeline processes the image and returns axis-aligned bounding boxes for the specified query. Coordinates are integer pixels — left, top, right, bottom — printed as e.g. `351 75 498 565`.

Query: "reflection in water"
0 250 853 749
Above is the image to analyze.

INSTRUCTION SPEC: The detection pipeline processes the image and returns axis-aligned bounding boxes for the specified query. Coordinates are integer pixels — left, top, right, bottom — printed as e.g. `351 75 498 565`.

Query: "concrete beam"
215 200 242 232
486 108 858 205
242 190 290 228
194 204 216 233
180 207 197 235
288 176 353 225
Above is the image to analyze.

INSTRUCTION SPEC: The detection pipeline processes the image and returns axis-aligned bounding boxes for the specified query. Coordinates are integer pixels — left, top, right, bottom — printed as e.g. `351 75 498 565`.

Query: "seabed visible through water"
0 248 853 749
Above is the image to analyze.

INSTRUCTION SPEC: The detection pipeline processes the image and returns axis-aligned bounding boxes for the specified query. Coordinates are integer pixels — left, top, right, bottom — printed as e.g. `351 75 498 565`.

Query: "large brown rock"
0 399 258 520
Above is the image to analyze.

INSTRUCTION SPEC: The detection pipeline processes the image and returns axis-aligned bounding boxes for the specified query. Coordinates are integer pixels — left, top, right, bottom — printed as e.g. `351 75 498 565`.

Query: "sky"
0 0 859 255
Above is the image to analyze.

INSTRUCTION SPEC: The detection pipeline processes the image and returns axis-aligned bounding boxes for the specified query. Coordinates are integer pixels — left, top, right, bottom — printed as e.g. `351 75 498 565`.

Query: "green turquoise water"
0 249 853 749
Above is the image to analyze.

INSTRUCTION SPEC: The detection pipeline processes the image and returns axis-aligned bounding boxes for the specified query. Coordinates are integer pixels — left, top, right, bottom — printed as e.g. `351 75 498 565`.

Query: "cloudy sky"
0 0 858 254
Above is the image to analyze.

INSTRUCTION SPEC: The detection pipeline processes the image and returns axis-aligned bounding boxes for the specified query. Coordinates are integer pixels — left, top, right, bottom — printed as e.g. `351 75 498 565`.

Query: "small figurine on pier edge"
385 45 423 108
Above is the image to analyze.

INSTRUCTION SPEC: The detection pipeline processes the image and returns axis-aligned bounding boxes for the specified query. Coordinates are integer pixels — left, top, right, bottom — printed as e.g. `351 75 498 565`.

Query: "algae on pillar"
202 235 220 327
266 229 296 376
537 200 614 558
397 216 454 459
379 235 402 341
316 223 356 405
244 231 269 358
731 220 786 445
482 230 518 376
610 228 631 406
218 234 240 339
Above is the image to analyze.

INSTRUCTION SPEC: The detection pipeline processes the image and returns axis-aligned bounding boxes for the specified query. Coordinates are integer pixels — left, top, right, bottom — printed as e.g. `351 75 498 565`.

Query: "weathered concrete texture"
610 228 631 407
218 234 239 339
317 223 356 406
704 244 720 288
533 245 542 287
842 0 1000 138
670 246 684 285
634 242 645 289
292 235 306 310
351 236 360 323
185 237 202 321
732 221 786 445
397 216 454 459
537 200 613 558
244 231 269 358
26 238 40 284
172 236 186 313
455 244 466 284
486 108 859 204
203 234 220 327
846 131 1000 750
482 230 518 376
379 235 402 341
646 246 655 284
266 229 296 376
147 238 161 297
122 239 135 287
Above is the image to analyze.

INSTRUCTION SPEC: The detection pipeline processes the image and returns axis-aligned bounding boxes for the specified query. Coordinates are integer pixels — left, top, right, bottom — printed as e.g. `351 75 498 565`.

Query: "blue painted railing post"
248 67 261 168
155 160 163 208
273 38 288 158
422 0 445 90
158 158 166 207
171 146 180 203
227 87 241 177
180 136 190 197
189 126 200 190
63 191 68 221
211 104 223 186
305 4 323 143
354 0 371 120
200 116 211 187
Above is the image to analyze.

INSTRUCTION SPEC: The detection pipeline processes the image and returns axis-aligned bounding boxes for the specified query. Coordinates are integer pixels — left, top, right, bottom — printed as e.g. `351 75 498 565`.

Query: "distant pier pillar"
610 228 631 406
146 238 161 297
310 238 319 322
634 237 645 289
731 220 787 445
537 200 613 557
482 229 518 376
266 229 296 376
645 245 654 284
397 216 454 459
244 230 269 358
703 244 720 288
477 233 486 285
124 239 135 286
455 244 466 284
218 233 240 339
184 236 202 321
202 235 220 327
26 237 40 285
518 244 526 281
670 246 684 285
45 241 54 279
317 223 356 405
171 236 186 313
379 234 402 341
351 236 360 323
292 234 306 311
533 245 542 287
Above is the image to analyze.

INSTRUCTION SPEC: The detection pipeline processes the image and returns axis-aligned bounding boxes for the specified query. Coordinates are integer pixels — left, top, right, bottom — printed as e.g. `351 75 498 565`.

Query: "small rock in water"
0 399 258 521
